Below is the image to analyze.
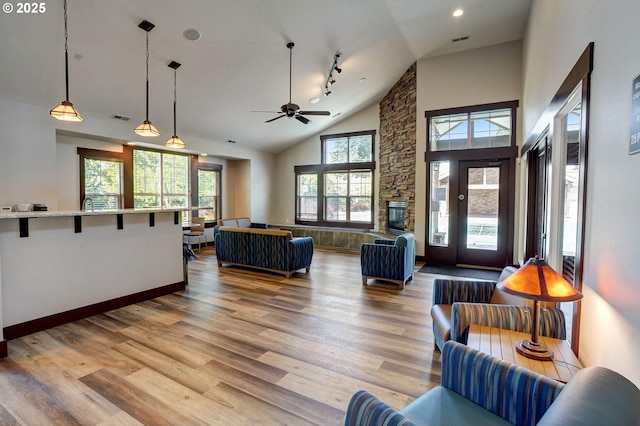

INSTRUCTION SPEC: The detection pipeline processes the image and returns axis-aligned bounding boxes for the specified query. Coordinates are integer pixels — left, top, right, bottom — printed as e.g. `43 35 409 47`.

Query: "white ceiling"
0 0 531 153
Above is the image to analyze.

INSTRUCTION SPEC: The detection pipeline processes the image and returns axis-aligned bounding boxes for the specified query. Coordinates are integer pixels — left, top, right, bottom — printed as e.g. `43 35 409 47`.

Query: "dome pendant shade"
50 0 83 123
50 100 83 122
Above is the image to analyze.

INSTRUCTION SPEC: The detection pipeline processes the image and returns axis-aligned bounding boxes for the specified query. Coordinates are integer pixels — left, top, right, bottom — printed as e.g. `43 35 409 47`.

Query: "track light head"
328 77 336 86
334 66 342 74
324 89 331 96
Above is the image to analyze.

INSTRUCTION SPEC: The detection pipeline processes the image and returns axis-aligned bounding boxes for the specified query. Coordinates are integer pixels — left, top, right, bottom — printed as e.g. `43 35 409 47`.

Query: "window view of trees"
198 169 220 220
133 150 189 209
83 158 123 210
295 130 375 228
297 173 317 221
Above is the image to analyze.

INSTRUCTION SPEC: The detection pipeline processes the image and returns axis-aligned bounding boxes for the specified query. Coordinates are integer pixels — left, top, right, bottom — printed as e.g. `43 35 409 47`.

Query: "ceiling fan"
260 42 330 124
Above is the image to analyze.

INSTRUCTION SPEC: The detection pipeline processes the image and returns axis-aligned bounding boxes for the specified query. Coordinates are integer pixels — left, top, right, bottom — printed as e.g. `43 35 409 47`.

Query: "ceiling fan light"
50 100 84 122
165 135 186 148
134 120 160 137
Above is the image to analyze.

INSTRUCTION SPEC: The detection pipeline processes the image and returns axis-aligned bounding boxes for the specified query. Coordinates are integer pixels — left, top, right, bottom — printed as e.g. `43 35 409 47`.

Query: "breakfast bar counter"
0 208 187 357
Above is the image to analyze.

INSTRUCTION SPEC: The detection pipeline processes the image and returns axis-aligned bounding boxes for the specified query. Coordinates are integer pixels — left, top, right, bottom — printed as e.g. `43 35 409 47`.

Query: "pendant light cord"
173 69 177 135
63 0 70 101
145 32 150 121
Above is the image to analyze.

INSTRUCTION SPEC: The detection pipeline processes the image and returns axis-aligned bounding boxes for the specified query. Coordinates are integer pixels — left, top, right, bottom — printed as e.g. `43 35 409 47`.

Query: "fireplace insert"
387 201 407 235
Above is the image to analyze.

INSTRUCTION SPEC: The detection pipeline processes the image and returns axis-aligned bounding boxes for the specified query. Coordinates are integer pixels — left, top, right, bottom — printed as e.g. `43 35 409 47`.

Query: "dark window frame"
78 147 223 217
295 130 376 229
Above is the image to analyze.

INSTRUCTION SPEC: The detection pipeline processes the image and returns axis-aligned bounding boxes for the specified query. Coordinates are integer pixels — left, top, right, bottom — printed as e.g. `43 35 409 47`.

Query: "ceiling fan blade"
295 115 310 124
265 114 286 123
298 111 330 116
252 110 282 113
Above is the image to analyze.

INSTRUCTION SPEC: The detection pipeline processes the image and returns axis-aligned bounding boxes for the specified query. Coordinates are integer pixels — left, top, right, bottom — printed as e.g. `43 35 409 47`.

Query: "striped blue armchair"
345 340 640 426
430 267 566 351
360 233 415 289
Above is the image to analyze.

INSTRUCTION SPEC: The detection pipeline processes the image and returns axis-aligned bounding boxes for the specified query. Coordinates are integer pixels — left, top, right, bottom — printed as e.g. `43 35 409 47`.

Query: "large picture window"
295 130 375 229
78 147 222 221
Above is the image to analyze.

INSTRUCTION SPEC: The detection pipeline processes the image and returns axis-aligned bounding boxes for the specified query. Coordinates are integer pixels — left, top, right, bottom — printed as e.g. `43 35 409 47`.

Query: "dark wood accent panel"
3 282 185 341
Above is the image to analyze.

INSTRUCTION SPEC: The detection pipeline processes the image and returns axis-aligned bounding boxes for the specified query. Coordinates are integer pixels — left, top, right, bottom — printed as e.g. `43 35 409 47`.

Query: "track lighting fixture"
134 20 160 137
50 0 83 122
324 52 342 97
165 61 186 149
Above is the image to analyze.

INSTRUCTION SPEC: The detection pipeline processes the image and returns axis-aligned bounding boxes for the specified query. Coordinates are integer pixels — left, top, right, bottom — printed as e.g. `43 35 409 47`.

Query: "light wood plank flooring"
0 248 442 425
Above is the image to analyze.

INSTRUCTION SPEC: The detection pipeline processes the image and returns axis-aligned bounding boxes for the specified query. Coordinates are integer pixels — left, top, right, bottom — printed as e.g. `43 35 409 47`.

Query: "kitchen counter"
0 208 186 357
0 207 185 219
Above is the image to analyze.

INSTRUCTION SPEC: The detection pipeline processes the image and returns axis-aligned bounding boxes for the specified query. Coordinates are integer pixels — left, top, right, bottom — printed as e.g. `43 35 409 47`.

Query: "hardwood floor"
0 248 442 425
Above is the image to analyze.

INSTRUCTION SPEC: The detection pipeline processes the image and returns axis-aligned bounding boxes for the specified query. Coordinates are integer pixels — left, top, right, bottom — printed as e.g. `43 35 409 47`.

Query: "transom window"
429 106 514 151
295 130 375 229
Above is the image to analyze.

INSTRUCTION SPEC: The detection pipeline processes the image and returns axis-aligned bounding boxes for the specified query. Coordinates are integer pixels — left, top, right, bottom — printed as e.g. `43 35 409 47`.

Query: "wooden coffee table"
467 324 582 383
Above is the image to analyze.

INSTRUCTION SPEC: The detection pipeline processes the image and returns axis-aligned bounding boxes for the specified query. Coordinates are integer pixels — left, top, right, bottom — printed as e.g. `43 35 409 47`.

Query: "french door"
426 156 514 269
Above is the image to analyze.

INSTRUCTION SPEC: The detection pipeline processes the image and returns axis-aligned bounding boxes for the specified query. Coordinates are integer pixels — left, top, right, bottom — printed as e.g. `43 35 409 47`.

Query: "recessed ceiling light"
309 97 320 104
127 142 137 146
183 29 201 41
227 139 237 144
359 77 366 83
453 9 464 17
200 153 208 156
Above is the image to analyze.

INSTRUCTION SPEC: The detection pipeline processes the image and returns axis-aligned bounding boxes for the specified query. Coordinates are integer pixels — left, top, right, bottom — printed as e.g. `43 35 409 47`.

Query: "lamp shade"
165 135 186 149
50 100 83 122
134 120 160 137
497 256 583 302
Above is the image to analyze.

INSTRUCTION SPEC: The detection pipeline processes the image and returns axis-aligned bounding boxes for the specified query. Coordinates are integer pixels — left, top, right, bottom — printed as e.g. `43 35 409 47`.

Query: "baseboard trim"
3 281 185 342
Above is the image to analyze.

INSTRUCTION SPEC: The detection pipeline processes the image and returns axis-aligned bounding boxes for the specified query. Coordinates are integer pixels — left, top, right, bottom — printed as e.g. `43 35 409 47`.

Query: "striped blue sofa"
361 233 415 288
345 340 640 426
214 226 313 278
431 267 566 351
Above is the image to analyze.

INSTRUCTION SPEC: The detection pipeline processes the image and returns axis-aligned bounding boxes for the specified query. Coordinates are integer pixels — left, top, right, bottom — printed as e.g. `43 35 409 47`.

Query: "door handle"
458 194 465 201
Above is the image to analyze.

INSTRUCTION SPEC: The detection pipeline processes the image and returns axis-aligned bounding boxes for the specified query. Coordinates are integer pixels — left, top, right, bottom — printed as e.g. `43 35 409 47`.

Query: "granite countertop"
0 207 186 220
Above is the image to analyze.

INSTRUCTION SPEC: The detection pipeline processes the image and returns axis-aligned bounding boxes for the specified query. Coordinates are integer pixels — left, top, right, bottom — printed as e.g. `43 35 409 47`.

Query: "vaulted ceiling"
0 0 532 153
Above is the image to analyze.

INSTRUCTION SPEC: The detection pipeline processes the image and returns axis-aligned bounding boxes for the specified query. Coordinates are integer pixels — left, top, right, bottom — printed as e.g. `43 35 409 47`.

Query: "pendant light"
134 20 159 137
165 61 186 148
50 0 83 122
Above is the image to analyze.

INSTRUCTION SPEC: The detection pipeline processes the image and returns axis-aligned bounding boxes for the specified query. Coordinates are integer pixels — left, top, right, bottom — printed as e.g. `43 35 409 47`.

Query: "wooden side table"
467 324 582 383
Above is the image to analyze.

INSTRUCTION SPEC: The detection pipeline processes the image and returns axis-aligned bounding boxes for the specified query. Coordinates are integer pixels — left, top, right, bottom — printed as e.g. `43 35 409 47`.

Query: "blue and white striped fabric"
441 341 563 426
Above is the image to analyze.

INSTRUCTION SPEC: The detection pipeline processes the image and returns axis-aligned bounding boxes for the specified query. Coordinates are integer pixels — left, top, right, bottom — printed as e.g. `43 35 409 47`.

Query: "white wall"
416 41 524 256
524 0 640 385
273 103 381 225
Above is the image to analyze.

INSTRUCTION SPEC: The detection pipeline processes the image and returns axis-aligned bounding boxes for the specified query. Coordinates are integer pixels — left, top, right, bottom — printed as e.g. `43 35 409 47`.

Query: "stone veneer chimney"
378 63 417 233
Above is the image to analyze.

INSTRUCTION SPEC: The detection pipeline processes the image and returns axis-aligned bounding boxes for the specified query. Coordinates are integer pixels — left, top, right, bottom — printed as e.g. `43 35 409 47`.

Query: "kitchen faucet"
82 197 94 212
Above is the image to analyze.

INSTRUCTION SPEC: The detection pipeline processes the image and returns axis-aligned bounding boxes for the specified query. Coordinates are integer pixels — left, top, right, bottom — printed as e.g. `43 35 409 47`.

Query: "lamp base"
515 339 554 361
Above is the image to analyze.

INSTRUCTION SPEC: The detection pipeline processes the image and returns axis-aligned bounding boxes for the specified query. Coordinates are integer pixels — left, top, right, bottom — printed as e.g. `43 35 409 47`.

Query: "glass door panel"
429 161 450 246
466 166 499 251
457 160 510 268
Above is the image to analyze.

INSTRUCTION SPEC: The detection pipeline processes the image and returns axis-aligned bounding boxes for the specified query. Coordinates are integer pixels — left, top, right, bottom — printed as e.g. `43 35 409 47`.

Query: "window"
133 150 189 209
82 158 123 210
197 164 222 221
429 107 513 152
78 146 223 220
295 130 375 229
